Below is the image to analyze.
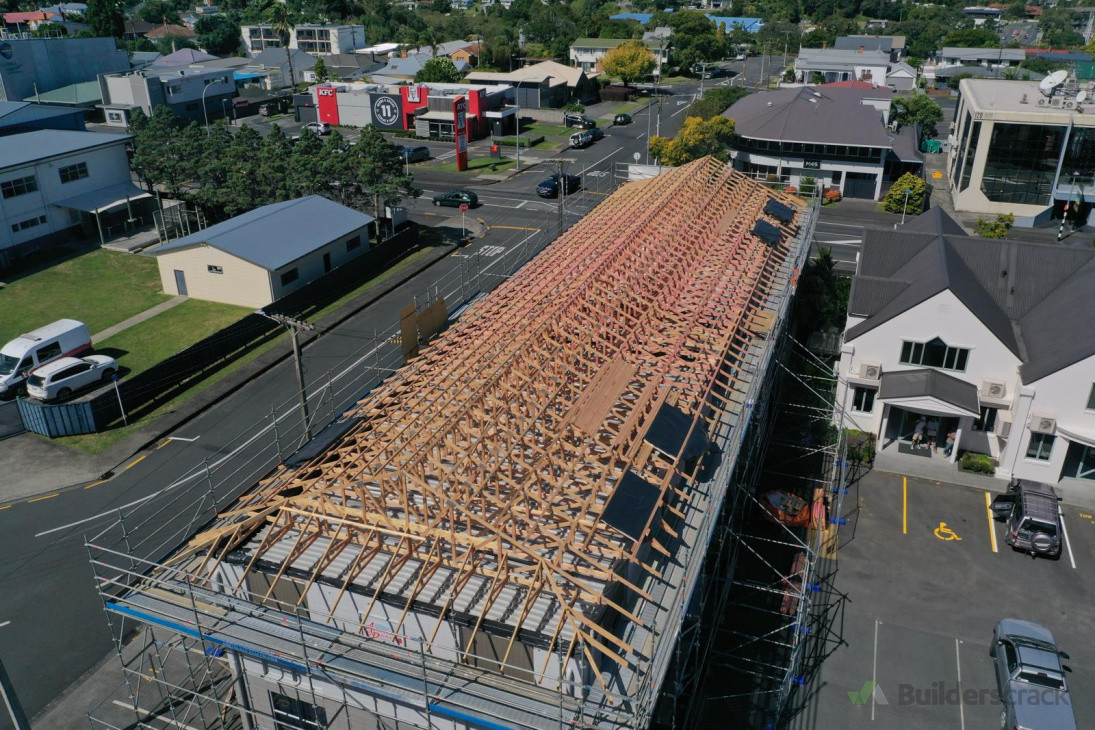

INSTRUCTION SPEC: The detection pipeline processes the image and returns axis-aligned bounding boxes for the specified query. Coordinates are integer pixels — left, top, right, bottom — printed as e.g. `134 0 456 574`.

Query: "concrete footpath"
0 242 456 505
91 295 188 342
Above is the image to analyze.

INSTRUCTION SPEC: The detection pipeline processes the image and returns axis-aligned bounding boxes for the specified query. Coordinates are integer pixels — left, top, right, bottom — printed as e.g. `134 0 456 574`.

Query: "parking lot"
789 469 1095 729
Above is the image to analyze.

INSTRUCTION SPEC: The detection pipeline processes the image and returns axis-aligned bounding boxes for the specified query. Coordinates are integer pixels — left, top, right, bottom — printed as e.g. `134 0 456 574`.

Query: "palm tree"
264 3 296 90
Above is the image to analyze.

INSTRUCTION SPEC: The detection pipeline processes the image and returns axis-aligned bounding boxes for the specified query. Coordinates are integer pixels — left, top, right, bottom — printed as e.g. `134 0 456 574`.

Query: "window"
972 406 997 432
899 338 970 371
11 215 47 233
207 265 223 274
1086 383 1095 410
35 341 61 362
280 268 299 286
270 692 327 730
980 123 1065 205
58 162 88 183
852 387 876 413
346 236 361 251
1026 432 1055 461
107 111 123 122
1 175 38 199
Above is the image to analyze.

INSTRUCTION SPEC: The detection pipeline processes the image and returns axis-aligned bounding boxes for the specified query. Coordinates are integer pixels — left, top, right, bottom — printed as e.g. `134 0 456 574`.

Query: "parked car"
537 173 581 198
395 145 431 163
613 113 632 126
990 619 1076 730
564 113 597 129
589 126 604 141
25 354 117 402
303 121 331 136
0 319 91 397
569 130 594 148
990 480 1063 558
432 190 479 208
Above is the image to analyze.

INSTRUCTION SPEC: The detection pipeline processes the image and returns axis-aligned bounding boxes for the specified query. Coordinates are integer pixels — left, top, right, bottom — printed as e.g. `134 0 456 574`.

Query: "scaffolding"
85 160 818 730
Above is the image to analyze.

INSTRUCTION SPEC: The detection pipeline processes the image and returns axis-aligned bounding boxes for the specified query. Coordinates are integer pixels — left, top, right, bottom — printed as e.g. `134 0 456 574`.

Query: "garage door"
844 172 878 199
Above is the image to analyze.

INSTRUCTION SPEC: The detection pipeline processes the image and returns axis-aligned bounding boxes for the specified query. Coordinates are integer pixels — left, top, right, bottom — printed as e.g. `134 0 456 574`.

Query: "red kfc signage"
316 85 340 126
453 95 468 172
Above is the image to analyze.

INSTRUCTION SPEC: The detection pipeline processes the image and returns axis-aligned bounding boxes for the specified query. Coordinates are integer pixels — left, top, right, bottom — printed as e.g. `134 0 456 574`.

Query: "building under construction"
87 157 821 730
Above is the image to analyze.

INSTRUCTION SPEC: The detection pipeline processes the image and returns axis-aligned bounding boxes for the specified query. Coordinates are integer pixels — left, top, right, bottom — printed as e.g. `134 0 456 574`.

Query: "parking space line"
955 639 966 730
984 492 998 552
902 476 907 535
1059 508 1077 569
871 618 879 721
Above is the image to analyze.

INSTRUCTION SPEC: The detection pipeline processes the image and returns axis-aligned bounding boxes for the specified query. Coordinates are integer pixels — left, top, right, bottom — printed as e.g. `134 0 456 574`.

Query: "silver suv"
991 619 1075 730
990 480 1063 557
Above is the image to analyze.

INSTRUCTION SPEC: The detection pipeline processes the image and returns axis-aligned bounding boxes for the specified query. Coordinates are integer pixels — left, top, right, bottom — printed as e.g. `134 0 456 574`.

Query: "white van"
0 319 92 396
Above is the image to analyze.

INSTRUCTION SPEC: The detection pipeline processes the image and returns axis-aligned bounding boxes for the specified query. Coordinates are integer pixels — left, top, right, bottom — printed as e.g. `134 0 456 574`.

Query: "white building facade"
568 38 669 75
835 208 1095 489
241 23 366 57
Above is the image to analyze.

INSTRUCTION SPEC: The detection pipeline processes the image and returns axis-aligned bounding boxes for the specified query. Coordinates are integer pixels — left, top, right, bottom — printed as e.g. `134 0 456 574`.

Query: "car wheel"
101 368 116 382
57 387 72 401
433 200 439 206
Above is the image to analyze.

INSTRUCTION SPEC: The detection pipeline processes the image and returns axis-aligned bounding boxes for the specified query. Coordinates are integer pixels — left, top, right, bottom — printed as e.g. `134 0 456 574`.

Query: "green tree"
974 213 1015 238
195 15 241 56
313 57 329 83
85 0 124 37
881 173 927 215
601 40 656 87
33 22 68 36
414 56 463 83
942 27 999 48
265 3 297 88
131 106 189 196
947 71 976 91
688 85 748 120
648 115 736 166
891 94 943 138
352 125 419 225
793 247 850 337
1002 2 1027 20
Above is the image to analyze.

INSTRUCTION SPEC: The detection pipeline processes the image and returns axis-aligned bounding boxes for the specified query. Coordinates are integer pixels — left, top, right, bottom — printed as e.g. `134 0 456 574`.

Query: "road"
0 82 701 727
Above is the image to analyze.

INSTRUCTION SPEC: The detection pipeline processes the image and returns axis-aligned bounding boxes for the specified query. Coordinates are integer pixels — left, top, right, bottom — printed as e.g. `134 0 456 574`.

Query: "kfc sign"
317 87 335 97
406 85 421 103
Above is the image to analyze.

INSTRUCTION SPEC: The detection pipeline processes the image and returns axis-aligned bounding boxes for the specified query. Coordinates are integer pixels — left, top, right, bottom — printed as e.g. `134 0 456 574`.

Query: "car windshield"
0 354 17 375
1024 519 1058 536
26 374 44 387
1018 671 1065 690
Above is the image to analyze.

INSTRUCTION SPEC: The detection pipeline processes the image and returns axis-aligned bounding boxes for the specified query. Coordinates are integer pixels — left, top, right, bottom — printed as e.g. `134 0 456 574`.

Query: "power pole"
0 655 29 730
544 157 575 236
260 312 317 442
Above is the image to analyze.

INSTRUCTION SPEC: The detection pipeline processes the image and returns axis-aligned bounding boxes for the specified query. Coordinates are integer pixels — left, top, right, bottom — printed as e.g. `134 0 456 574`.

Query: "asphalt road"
0 84 703 727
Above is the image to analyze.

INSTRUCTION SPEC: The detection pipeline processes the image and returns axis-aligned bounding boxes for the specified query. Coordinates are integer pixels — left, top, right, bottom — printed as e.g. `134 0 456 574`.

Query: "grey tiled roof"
724 86 894 147
846 208 1095 384
880 368 980 414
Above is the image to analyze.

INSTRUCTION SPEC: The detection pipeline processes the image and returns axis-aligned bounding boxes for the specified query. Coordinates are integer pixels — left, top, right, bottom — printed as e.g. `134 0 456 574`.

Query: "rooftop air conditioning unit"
1028 415 1056 434
859 363 881 381
980 379 1006 399
998 420 1011 438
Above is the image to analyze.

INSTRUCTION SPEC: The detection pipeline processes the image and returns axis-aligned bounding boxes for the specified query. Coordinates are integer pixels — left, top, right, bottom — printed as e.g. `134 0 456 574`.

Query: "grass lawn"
602 100 647 118
523 123 572 138
59 247 439 454
434 157 517 174
0 250 169 344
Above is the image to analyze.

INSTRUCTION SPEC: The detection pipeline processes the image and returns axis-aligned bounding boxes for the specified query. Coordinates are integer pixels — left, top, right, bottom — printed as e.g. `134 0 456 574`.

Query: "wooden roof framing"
173 157 802 688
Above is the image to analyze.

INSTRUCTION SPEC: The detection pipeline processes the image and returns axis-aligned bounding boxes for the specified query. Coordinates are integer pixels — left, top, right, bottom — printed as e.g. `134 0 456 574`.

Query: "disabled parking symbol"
933 521 962 541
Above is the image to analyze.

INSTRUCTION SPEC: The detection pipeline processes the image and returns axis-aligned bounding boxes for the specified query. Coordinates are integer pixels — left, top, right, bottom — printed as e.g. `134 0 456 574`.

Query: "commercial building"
792 47 915 89
311 80 515 138
241 23 367 56
947 77 1095 225
24 80 104 115
152 196 375 308
99 66 235 126
837 206 1095 486
569 37 670 76
89 156 817 730
724 85 922 199
0 100 85 134
0 129 148 267
466 60 600 107
0 36 130 102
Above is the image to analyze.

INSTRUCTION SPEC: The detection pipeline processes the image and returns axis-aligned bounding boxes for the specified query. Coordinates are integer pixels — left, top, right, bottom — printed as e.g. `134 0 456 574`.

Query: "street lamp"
201 81 216 132
901 187 912 224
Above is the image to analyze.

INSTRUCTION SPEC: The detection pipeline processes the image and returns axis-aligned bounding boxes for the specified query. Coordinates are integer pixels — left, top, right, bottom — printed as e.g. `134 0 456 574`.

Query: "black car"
564 113 597 129
589 126 605 141
395 145 431 163
432 190 479 208
613 113 632 125
537 173 581 198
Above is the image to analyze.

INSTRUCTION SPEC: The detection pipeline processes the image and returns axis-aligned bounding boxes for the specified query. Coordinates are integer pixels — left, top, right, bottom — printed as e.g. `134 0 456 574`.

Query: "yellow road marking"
155 439 172 449
933 521 962 541
28 493 58 503
124 454 147 470
84 479 109 490
0 505 11 511
487 225 540 231
985 492 998 552
902 476 907 535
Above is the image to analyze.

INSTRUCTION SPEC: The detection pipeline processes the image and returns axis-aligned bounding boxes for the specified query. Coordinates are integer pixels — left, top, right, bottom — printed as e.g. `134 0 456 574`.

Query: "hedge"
959 452 996 475
494 135 545 148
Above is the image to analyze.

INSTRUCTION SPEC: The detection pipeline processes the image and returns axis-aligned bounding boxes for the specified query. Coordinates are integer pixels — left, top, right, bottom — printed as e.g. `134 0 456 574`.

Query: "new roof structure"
724 86 894 147
152 196 374 271
847 207 1095 383
0 129 129 171
167 158 803 694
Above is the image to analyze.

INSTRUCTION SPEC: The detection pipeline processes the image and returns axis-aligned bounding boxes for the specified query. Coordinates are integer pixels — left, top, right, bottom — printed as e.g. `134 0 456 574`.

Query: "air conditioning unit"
1028 415 1056 434
980 379 1006 399
859 362 881 381
998 420 1011 438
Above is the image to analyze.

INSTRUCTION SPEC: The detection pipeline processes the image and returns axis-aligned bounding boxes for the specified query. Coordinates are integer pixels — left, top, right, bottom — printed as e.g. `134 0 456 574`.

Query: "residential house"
466 60 599 107
832 35 906 62
145 23 198 41
129 51 162 69
0 100 86 134
0 37 130 102
148 48 218 68
793 47 893 87
121 18 155 40
449 41 483 69
569 38 670 76
933 46 1025 78
248 48 318 88
837 206 1095 489
964 6 1002 25
0 129 149 266
724 85 922 199
151 196 375 308
3 11 59 32
99 66 235 126
373 52 470 82
314 53 385 81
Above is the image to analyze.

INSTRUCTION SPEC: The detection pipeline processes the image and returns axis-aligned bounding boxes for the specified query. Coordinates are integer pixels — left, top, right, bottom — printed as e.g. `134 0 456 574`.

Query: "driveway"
787 469 1095 729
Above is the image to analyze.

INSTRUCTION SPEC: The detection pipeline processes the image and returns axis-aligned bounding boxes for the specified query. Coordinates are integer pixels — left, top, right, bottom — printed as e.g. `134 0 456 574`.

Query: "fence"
0 400 26 440
16 398 99 437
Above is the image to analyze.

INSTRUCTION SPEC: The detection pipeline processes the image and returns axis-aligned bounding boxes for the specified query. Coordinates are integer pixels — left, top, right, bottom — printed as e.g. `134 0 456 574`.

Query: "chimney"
859 45 865 54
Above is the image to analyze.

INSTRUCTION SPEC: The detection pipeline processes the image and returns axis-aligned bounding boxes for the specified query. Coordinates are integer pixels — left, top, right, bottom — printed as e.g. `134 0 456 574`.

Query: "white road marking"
1060 508 1077 569
165 435 200 443
955 639 966 730
0 621 9 629
871 618 879 721
579 146 624 175
671 103 694 118
478 245 505 257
